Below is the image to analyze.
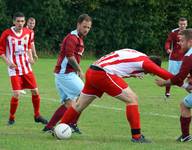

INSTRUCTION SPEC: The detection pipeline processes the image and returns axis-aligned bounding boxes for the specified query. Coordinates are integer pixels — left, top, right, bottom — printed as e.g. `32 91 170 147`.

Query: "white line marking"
0 92 179 119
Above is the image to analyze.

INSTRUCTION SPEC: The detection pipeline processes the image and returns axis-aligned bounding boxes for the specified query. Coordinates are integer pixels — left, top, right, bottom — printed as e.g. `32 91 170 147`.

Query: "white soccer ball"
54 123 72 140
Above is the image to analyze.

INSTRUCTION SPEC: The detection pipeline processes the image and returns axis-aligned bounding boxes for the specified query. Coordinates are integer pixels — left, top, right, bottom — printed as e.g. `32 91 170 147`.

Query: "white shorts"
55 72 84 103
168 60 182 75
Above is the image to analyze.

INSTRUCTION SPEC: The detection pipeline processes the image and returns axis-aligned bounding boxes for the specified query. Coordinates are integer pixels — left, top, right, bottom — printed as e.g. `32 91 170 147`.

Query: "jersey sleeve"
171 56 192 86
164 32 173 52
0 30 8 55
64 36 77 57
30 30 35 43
28 30 32 50
143 58 174 80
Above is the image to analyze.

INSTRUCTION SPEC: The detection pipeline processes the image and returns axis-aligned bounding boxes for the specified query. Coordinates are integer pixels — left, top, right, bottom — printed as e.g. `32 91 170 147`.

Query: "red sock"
180 116 191 137
60 106 79 124
9 97 19 121
46 104 67 129
32 94 40 117
126 105 141 139
71 112 81 125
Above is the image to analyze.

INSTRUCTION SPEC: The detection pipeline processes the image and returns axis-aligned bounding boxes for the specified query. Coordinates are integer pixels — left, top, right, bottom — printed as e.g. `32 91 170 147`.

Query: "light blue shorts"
55 72 84 103
168 60 182 75
183 93 192 108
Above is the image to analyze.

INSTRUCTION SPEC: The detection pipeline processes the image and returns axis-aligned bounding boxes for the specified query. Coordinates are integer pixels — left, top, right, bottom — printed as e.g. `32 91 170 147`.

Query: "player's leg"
8 76 22 125
60 94 96 124
177 94 192 142
21 72 47 124
101 73 150 143
44 72 84 133
8 90 21 125
165 60 173 98
60 69 100 126
30 88 48 124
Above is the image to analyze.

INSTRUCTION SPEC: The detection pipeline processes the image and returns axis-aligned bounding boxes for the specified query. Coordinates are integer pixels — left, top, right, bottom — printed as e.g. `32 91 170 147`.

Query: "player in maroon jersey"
0 12 47 125
164 17 188 98
42 14 92 134
156 29 192 142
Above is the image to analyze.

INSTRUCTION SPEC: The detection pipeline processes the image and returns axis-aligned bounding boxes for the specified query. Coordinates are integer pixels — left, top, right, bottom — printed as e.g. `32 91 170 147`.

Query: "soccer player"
156 29 192 142
42 14 92 133
26 17 38 61
20 17 38 95
58 48 173 143
164 17 188 98
0 12 48 125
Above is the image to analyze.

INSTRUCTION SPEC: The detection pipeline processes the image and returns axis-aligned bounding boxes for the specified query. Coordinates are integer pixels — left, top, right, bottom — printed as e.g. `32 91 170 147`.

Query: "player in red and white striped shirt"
59 48 173 143
0 12 47 125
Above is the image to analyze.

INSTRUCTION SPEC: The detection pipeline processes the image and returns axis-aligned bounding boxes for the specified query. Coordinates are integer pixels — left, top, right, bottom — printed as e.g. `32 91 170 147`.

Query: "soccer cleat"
165 93 170 98
7 119 15 125
176 135 192 142
34 116 48 124
69 124 82 134
42 126 53 132
131 135 151 143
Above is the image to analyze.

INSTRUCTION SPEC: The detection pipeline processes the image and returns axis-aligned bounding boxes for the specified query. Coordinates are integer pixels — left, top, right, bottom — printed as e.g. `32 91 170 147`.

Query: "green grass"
0 59 191 150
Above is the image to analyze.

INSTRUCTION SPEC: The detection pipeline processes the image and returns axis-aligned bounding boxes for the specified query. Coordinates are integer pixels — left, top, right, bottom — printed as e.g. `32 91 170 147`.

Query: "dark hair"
27 17 35 22
180 29 192 40
179 17 187 22
13 12 25 20
77 14 92 23
149 56 162 67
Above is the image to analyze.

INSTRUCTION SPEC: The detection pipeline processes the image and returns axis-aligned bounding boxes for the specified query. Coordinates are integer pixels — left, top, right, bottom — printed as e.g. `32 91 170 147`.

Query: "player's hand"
155 79 166 87
34 54 38 61
8 62 17 69
167 49 172 54
185 85 192 93
77 71 85 80
28 57 35 65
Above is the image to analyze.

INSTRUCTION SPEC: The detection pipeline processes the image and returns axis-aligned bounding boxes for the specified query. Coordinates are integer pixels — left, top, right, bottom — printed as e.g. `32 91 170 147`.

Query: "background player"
164 17 188 98
0 12 47 125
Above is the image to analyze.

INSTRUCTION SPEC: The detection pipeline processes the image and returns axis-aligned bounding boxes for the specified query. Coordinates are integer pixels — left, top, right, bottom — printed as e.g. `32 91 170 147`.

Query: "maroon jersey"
165 28 185 61
54 30 84 74
171 48 192 86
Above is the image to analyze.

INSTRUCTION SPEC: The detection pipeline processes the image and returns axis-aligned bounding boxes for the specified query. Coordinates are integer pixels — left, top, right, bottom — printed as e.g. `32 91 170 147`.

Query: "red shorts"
82 68 128 97
10 72 37 90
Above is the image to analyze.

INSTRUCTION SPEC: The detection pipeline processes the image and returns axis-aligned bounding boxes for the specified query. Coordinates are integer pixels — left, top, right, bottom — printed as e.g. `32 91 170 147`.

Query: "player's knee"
31 89 39 95
74 102 83 112
128 94 138 103
64 100 73 108
13 92 20 99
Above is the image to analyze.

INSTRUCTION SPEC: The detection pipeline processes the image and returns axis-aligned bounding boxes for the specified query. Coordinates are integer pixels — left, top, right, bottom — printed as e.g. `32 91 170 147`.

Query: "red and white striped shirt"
0 27 33 76
94 48 173 80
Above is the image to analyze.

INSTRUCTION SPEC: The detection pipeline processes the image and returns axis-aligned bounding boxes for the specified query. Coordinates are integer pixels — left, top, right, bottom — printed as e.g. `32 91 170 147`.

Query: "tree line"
0 0 192 57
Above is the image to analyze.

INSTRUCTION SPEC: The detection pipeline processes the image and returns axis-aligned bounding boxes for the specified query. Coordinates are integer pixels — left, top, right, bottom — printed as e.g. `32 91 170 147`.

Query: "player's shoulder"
0 28 12 38
65 30 80 42
171 28 179 33
23 27 33 34
2 28 12 34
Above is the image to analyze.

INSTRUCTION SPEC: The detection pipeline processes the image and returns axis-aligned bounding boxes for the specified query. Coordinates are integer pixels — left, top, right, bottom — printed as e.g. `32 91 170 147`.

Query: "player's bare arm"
31 43 38 61
0 54 17 69
27 49 35 65
67 56 84 79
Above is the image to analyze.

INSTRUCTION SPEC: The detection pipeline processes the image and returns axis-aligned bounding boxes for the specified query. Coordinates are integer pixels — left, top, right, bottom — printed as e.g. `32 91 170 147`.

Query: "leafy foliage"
1 0 192 57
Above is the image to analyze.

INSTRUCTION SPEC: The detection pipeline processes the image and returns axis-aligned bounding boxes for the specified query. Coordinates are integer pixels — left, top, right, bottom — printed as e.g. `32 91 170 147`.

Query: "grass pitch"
0 58 191 150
